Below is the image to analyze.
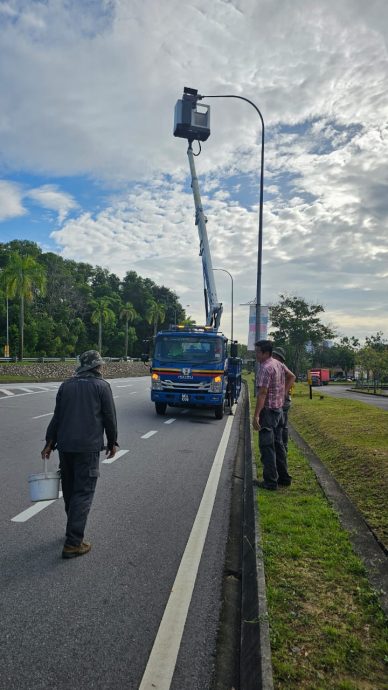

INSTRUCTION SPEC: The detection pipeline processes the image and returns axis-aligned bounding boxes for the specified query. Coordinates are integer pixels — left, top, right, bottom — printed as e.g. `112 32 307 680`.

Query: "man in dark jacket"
41 350 118 559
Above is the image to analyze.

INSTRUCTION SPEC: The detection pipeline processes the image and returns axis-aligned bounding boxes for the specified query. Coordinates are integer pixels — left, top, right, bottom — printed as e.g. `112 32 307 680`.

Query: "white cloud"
0 180 25 221
26 185 78 223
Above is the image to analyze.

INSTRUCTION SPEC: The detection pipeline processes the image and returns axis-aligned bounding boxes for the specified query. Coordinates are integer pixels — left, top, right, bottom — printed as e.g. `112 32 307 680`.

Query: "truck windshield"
154 336 224 364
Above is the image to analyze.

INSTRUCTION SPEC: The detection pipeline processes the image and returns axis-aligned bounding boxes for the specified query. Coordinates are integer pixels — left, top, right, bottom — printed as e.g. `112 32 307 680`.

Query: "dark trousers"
59 451 100 546
259 408 291 488
281 407 289 452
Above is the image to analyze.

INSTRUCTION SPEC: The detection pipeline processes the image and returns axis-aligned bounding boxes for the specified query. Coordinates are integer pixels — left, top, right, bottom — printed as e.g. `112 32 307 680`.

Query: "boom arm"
187 142 223 329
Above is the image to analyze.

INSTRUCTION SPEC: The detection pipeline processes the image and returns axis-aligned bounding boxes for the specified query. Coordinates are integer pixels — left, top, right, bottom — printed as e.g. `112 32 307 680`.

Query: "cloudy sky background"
0 0 387 344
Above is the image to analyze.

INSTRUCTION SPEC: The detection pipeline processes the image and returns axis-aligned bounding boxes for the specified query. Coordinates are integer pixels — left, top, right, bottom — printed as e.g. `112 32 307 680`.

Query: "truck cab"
151 326 231 419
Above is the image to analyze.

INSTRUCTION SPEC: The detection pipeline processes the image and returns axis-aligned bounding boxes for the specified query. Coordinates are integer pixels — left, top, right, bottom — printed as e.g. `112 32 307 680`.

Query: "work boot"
254 480 277 491
62 541 91 559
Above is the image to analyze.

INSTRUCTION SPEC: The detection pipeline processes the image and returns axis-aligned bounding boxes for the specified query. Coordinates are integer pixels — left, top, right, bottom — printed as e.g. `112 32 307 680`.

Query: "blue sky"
1 0 388 344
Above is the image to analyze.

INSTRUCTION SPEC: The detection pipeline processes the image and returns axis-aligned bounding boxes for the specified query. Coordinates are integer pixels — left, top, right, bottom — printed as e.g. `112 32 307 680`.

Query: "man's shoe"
278 480 292 487
255 480 277 491
62 541 91 559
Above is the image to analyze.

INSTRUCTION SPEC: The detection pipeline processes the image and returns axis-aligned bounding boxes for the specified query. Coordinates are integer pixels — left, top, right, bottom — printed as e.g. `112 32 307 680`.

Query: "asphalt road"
312 384 388 411
0 377 241 690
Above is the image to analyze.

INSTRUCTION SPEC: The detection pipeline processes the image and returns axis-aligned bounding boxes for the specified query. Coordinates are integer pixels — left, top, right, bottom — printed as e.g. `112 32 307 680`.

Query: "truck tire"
214 403 224 420
155 402 167 415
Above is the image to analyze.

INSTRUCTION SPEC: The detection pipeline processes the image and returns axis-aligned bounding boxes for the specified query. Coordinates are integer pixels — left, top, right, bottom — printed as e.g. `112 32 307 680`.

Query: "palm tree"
120 301 138 357
1 253 46 360
90 297 116 353
146 300 166 336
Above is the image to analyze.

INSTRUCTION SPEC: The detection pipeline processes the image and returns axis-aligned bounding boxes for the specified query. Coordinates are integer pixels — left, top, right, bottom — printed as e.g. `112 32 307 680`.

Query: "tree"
269 294 335 378
90 298 116 353
1 252 46 360
146 300 166 337
120 301 139 357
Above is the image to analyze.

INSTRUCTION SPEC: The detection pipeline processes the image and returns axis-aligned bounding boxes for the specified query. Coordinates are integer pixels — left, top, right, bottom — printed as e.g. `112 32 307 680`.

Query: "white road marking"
116 384 133 388
102 449 129 465
35 386 51 391
141 430 158 439
32 412 53 419
11 491 63 523
164 418 176 425
0 388 14 396
180 409 189 414
139 414 234 690
129 391 137 395
19 387 35 393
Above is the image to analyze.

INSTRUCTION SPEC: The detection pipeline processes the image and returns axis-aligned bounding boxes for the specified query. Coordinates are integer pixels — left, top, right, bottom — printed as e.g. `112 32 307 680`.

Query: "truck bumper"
151 391 224 407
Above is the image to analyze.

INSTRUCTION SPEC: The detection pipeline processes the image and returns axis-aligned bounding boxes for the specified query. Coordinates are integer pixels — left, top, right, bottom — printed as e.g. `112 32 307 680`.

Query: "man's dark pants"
59 451 100 546
259 407 291 488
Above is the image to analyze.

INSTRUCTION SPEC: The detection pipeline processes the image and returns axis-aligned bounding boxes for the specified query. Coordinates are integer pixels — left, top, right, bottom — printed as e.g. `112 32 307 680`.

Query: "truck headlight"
152 373 162 390
210 375 223 393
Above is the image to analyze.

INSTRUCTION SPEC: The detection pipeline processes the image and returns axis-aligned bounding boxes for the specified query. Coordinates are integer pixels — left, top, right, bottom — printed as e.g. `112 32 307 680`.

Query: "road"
314 384 388 411
0 377 241 690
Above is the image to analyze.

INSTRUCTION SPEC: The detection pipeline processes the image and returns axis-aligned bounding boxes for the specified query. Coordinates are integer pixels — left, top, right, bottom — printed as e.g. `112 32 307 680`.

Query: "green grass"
291 383 388 549
247 375 388 689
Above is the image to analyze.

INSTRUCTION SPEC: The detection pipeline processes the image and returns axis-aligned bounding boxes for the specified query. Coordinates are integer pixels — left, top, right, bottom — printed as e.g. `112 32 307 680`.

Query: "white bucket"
28 460 61 502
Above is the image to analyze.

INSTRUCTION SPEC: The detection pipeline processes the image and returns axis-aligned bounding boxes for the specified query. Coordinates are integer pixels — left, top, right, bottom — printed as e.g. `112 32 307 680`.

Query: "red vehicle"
308 368 330 386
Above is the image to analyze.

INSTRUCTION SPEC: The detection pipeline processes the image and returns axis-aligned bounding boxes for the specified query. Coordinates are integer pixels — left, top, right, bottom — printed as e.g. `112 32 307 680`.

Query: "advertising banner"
247 305 269 350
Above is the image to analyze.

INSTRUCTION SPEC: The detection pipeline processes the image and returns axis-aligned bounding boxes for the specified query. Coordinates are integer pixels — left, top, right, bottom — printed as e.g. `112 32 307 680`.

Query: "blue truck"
151 325 241 419
150 87 242 419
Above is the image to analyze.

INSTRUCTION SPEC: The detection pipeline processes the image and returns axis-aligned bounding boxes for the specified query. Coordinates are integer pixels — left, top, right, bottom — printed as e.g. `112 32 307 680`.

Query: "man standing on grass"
272 346 294 453
252 340 295 490
41 350 118 559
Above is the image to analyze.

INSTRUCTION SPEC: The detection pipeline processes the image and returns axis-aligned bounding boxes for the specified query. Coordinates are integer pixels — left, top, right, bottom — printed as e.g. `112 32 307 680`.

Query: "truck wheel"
155 402 167 415
214 403 224 420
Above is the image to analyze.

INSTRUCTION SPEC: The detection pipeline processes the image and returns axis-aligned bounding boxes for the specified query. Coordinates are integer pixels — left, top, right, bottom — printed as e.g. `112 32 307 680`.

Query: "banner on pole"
247 305 269 350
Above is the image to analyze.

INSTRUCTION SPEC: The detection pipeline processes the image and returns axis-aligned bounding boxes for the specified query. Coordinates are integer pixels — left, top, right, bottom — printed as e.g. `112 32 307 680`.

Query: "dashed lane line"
164 418 176 425
116 384 134 388
32 412 53 419
102 449 129 465
141 430 158 439
11 491 63 523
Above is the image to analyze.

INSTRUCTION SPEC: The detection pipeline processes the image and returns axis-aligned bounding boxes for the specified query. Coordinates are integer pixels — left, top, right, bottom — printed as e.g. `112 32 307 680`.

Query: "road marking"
32 412 53 419
0 388 14 396
141 430 158 439
102 449 129 465
139 413 234 690
113 395 120 399
11 491 63 523
116 384 133 388
180 409 188 414
129 391 137 395
19 387 35 393
164 418 176 425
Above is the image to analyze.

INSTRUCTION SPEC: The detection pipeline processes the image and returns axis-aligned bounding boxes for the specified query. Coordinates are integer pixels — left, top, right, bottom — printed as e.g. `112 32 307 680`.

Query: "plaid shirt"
256 357 285 409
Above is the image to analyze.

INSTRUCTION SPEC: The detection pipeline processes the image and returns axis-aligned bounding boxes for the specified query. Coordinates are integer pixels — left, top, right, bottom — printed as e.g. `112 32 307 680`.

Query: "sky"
0 0 387 346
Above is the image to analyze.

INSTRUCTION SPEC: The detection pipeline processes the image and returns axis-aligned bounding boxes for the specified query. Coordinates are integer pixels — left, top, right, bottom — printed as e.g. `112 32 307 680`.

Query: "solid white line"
102 449 129 465
11 491 63 523
32 412 53 419
164 418 176 425
0 389 14 396
139 414 234 690
141 430 158 439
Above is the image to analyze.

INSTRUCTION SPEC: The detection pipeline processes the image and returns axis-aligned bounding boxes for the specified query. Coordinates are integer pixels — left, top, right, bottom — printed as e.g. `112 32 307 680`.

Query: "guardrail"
0 356 142 363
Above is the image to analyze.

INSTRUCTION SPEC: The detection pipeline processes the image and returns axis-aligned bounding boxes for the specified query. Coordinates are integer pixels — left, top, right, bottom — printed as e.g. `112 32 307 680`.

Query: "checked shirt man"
252 340 295 490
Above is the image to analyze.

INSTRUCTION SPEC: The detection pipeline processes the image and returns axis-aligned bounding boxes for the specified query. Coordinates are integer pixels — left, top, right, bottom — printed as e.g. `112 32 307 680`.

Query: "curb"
289 423 388 618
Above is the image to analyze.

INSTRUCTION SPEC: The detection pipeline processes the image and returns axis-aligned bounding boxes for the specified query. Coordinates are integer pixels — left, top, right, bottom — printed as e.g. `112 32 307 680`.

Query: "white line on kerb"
164 418 176 425
141 430 158 439
11 491 63 523
32 412 53 419
102 449 129 465
139 414 234 690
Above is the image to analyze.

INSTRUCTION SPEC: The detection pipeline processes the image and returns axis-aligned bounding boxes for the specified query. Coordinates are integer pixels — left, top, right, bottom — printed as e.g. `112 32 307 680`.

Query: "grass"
291 383 388 549
247 375 388 689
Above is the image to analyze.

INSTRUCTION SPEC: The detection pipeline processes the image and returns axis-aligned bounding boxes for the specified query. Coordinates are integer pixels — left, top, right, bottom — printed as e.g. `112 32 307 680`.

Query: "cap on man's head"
76 350 105 373
272 346 286 362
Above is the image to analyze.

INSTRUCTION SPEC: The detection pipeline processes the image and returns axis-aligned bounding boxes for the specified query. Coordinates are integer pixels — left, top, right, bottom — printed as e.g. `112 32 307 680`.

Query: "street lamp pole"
197 93 264 345
213 268 234 342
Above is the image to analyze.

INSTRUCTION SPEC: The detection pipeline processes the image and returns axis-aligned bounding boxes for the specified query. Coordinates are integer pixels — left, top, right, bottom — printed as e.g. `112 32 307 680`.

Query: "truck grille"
161 379 211 392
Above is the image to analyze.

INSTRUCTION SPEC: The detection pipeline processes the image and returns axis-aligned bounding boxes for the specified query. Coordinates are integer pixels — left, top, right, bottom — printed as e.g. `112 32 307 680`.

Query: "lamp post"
213 268 234 342
196 92 264 345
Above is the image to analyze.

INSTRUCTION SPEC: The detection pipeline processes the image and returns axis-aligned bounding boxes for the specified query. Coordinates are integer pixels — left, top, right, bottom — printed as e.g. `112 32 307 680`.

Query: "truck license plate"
181 394 189 402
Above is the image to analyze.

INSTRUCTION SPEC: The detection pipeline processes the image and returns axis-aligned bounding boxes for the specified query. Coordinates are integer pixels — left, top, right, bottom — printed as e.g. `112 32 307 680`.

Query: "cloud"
0 180 25 221
26 185 78 223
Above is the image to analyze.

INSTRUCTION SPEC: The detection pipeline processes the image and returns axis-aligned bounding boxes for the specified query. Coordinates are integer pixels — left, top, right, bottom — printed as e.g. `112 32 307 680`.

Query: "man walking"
41 350 118 558
252 340 295 490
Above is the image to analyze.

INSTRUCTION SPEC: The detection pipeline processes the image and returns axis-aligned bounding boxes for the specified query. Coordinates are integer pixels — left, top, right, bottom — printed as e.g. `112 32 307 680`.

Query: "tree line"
0 240 188 360
269 294 388 382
